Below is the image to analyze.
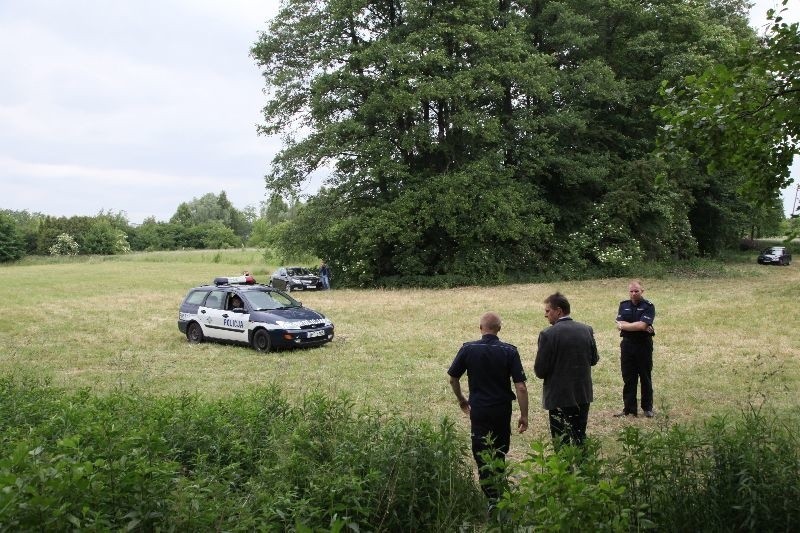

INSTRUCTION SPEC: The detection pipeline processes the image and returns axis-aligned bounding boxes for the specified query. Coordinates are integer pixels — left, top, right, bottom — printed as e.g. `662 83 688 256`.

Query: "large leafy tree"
0 212 26 262
169 191 251 239
657 0 798 239
253 0 758 284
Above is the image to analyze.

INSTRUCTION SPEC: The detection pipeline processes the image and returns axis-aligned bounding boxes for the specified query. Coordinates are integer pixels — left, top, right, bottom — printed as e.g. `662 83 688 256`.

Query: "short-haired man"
614 280 656 418
534 293 599 447
448 312 529 502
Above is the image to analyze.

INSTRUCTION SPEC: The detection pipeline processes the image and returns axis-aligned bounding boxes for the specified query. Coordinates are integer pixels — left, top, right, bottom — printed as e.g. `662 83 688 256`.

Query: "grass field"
2 249 798 457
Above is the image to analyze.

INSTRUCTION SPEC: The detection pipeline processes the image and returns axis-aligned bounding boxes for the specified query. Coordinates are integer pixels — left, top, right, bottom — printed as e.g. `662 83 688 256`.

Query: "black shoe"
644 410 655 418
613 411 637 417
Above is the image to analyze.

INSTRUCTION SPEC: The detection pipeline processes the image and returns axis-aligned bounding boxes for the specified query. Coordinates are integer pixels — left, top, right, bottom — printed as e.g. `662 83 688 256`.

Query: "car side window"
228 293 244 310
185 290 208 305
204 290 226 310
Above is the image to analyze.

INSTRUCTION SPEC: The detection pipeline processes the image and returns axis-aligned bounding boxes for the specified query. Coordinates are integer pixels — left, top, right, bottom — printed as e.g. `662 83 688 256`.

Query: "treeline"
1 378 797 530
252 0 796 287
0 192 301 262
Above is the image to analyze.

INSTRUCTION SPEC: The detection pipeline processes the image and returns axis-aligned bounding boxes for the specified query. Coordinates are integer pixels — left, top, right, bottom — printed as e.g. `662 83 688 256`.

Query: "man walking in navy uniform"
614 280 656 418
448 312 529 502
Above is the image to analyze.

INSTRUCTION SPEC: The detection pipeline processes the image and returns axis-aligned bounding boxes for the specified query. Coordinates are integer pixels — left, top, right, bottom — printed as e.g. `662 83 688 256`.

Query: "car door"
273 268 288 290
199 290 247 341
222 291 250 343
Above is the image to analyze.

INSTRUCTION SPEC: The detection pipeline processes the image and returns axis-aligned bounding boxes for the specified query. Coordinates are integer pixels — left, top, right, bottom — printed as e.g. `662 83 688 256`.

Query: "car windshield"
287 267 311 276
763 248 782 254
243 289 301 310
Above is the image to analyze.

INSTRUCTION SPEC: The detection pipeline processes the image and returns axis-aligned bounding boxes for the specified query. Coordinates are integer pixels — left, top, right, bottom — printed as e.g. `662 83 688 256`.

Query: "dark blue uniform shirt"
616 298 656 339
447 334 526 408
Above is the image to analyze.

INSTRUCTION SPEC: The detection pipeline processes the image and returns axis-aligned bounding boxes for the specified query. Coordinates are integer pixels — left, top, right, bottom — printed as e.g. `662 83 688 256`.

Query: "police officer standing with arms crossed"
614 280 656 418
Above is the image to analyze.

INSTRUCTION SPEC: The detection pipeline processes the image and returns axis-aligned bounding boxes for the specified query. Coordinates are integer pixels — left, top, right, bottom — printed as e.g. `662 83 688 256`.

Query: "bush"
0 379 482 531
48 233 79 256
496 441 633 531
613 406 800 531
487 407 799 531
2 377 797 531
0 213 26 262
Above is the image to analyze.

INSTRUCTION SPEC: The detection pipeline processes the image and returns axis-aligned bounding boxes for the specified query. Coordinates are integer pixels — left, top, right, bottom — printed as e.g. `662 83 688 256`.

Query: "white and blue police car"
177 275 334 352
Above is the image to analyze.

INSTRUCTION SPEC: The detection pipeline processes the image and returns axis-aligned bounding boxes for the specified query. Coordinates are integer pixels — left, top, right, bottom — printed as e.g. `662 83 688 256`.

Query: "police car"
177 275 334 352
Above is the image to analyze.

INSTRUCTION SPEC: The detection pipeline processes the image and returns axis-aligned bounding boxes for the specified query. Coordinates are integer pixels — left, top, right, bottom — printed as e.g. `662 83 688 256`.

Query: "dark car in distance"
269 267 323 292
757 246 792 266
177 275 334 352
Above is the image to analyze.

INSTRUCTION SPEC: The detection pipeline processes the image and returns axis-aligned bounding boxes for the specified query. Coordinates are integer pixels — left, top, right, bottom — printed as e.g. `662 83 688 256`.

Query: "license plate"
307 330 325 338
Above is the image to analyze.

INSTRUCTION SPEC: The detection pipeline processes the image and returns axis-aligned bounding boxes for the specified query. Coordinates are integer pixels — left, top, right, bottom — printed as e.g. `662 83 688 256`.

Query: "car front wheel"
252 329 272 352
186 322 204 343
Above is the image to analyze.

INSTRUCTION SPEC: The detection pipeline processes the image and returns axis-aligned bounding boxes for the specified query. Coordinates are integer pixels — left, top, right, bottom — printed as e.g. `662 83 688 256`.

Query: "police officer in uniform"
447 312 529 503
614 280 656 418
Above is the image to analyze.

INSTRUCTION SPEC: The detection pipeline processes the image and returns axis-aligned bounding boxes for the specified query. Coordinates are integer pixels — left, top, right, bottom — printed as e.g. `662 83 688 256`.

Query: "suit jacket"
534 317 599 410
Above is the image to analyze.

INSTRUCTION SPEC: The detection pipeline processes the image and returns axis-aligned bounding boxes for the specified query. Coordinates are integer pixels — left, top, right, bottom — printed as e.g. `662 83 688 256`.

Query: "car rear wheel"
186 322 204 344
252 329 272 352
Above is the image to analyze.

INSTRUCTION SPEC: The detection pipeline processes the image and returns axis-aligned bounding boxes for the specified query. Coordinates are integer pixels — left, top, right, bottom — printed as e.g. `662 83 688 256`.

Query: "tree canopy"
656 0 798 210
253 0 776 285
169 191 251 239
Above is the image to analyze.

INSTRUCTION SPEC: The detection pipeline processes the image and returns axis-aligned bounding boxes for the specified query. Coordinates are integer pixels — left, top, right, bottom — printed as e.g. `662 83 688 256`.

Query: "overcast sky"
1 0 797 224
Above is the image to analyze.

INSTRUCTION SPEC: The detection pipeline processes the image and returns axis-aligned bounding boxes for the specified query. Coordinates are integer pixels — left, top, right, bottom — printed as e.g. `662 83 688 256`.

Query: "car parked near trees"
177 275 334 352
269 266 323 291
757 246 792 266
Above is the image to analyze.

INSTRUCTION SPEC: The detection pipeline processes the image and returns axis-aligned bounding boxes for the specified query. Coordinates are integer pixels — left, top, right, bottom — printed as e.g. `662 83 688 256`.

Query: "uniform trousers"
470 403 512 501
620 337 653 414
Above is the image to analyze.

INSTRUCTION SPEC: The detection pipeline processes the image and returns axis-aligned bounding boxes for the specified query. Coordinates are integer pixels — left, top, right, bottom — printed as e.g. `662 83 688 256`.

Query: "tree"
169 191 251 239
83 220 131 255
1 209 43 254
0 212 26 262
253 0 761 284
657 0 798 217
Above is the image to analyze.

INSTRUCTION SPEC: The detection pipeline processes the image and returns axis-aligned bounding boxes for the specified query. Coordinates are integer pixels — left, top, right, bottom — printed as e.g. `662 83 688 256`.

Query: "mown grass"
2 248 799 451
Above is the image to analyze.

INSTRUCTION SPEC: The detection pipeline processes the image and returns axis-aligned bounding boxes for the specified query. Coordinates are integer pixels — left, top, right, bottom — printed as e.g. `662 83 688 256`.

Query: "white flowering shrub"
563 214 644 274
115 231 131 254
49 233 80 256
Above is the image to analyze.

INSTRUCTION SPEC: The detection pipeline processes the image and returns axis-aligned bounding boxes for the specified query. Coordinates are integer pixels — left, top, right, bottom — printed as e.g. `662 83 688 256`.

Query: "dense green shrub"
0 212 26 262
496 441 634 531
0 378 482 531
614 407 800 531
82 220 131 255
3 377 798 531
481 407 799 531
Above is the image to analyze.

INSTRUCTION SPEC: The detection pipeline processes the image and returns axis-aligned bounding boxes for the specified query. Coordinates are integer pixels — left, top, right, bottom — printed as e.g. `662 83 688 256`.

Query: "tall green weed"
0 378 482 531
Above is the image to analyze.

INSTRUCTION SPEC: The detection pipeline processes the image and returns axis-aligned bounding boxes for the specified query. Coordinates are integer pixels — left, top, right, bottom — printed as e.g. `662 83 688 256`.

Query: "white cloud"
0 1 282 222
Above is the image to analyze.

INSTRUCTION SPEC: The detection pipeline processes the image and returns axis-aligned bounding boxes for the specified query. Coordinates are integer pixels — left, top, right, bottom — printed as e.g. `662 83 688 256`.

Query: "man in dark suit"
534 292 599 447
